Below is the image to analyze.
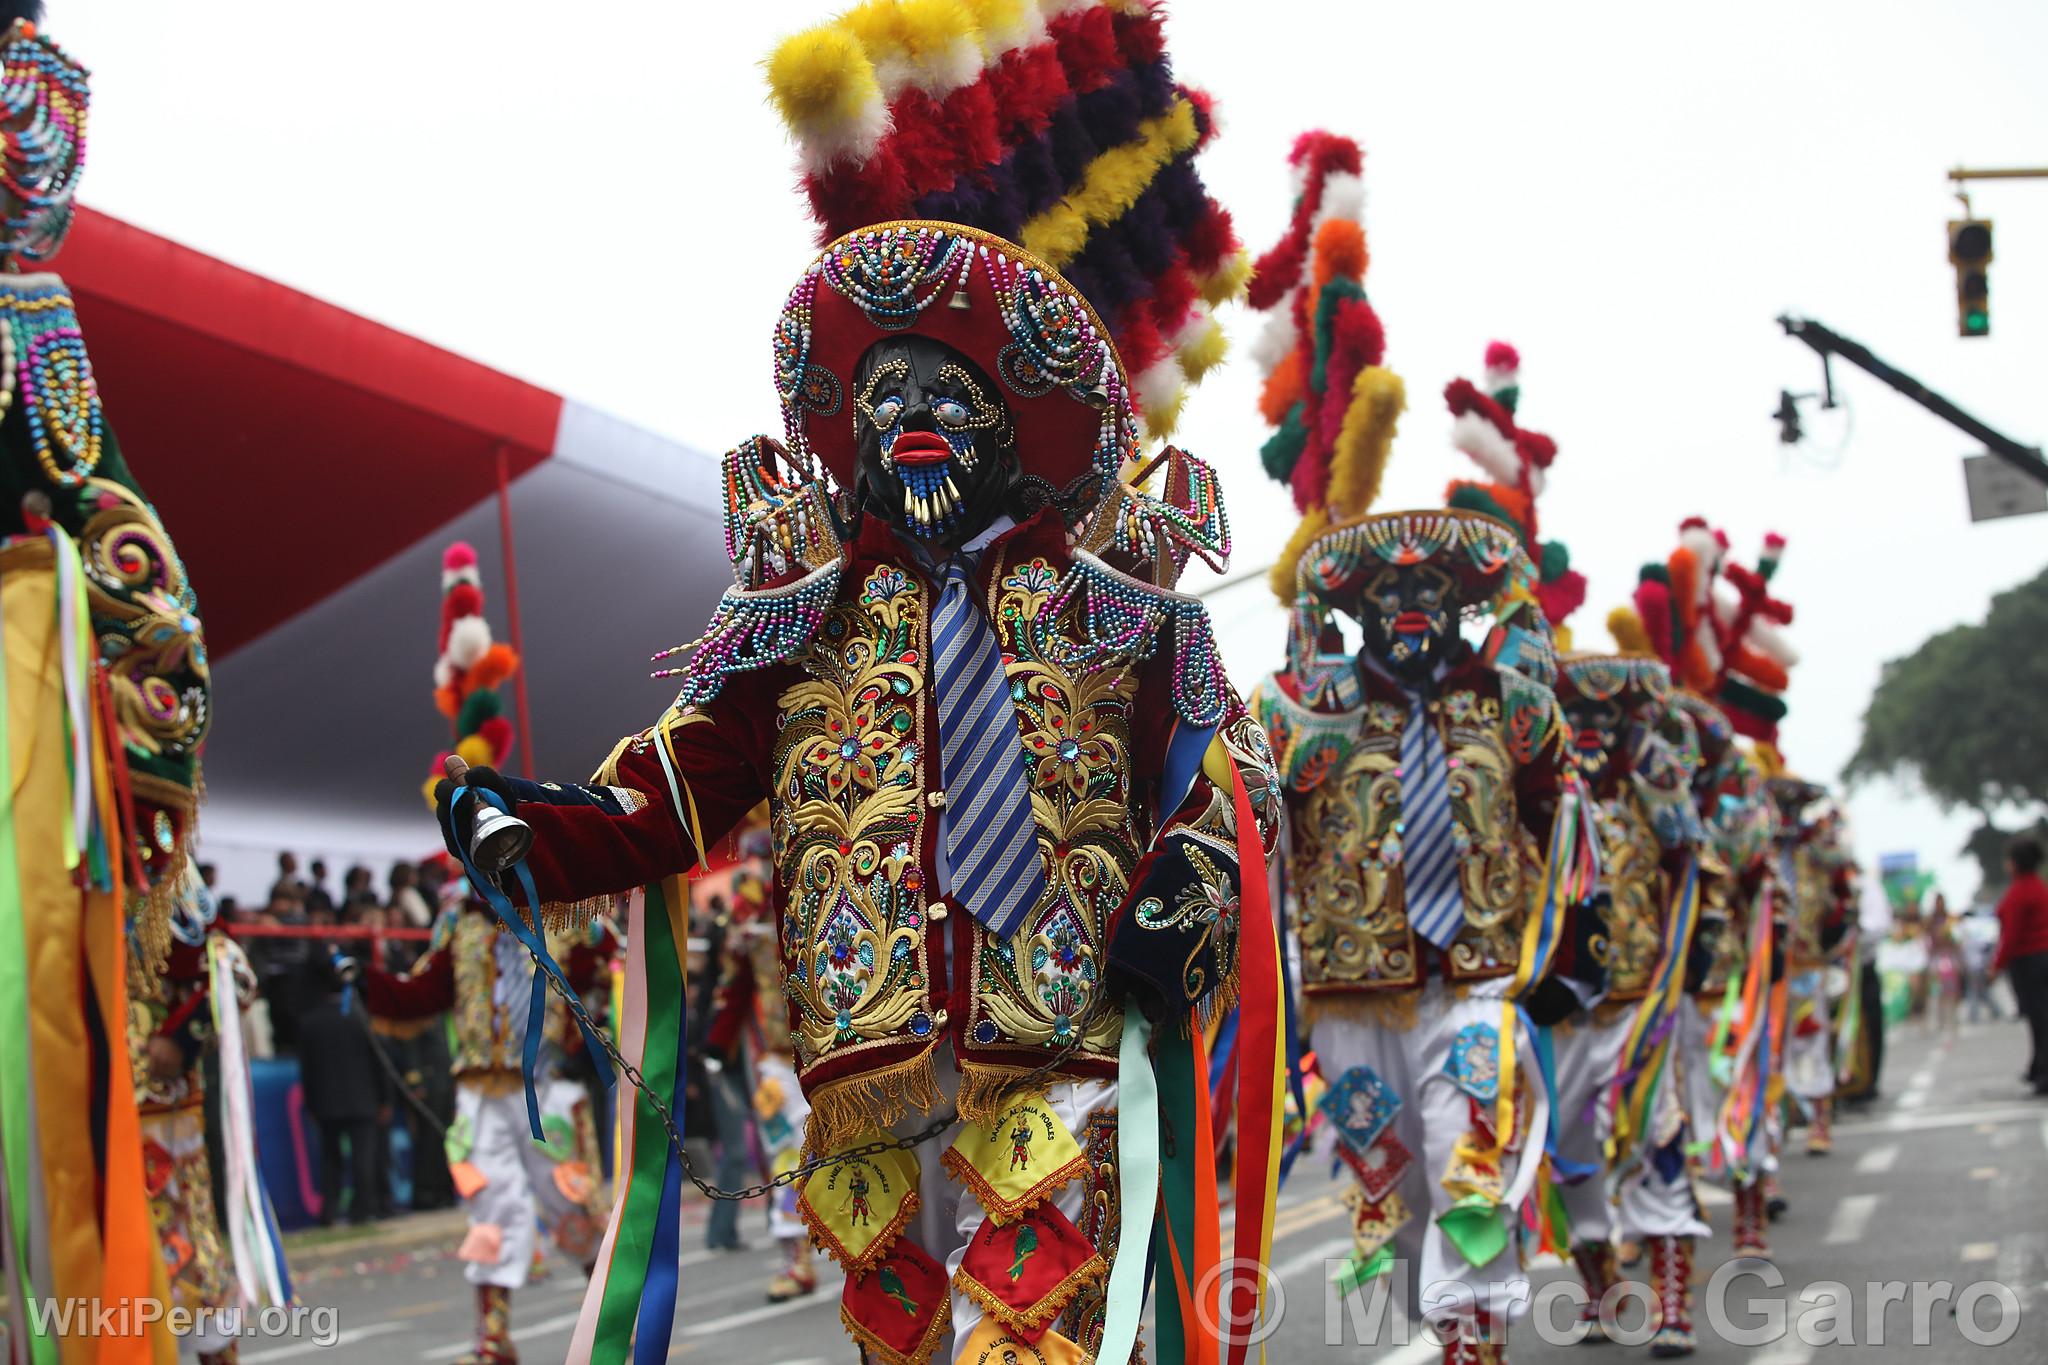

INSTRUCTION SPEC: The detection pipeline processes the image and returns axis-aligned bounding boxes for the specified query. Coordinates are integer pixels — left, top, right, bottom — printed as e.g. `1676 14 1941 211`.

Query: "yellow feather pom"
1554 624 1576 653
421 773 443 811
1200 248 1253 308
1325 366 1405 522
961 0 1037 52
1018 99 1197 266
1270 507 1332 602
764 27 885 165
1178 315 1228 382
1607 606 1653 657
455 734 496 771
1142 383 1188 441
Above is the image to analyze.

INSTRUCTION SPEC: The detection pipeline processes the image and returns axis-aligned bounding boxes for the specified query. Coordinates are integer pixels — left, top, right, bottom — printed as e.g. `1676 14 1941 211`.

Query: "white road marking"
418 1310 583 1360
1824 1193 1879 1245
244 1322 406 1363
1267 1235 1353 1282
1969 1166 1999 1180
1834 1103 2044 1138
1961 1241 1999 1263
680 1291 842 1337
1754 1350 1812 1365
1697 1184 1732 1207
1854 1143 1898 1174
1897 1087 1929 1110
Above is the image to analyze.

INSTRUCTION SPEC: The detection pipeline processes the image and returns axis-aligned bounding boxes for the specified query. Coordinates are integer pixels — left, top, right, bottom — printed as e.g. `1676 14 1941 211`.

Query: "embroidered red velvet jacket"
1255 652 1568 1003
503 510 1277 1148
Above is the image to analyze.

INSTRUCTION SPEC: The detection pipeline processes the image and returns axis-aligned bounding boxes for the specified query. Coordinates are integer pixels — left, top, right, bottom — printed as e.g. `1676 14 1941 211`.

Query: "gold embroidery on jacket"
772 565 932 1069
1592 790 1669 1001
969 555 1135 1059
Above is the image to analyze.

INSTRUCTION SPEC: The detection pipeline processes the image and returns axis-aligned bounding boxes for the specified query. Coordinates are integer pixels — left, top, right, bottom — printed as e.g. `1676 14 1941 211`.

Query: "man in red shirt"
1992 837 2048 1095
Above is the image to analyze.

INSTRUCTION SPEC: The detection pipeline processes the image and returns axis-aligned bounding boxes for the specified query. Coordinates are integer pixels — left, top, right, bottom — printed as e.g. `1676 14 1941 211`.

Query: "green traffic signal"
1964 307 1990 336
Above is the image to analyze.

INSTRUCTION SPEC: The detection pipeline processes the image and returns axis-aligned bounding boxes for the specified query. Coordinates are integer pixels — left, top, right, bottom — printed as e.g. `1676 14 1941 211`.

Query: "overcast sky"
60 0 2048 905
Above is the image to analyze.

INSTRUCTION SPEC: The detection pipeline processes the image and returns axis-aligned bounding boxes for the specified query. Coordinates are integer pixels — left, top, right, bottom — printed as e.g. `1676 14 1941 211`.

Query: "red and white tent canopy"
63 209 731 900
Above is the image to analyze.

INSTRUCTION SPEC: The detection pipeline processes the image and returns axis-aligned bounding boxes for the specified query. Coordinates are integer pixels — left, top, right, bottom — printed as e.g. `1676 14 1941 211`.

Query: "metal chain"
515 936 1107 1202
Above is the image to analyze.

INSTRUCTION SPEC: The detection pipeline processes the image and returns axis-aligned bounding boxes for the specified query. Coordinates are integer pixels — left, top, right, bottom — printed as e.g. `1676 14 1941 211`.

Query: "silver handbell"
445 755 535 875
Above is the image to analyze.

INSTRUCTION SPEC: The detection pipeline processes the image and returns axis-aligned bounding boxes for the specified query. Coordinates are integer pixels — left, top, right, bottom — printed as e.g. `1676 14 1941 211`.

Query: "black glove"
1521 976 1582 1028
433 764 517 864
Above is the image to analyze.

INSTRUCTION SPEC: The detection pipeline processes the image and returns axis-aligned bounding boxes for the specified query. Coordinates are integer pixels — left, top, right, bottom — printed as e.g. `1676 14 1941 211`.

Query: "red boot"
1648 1235 1696 1357
1805 1097 1833 1155
1440 1313 1507 1365
457 1285 517 1365
1731 1180 1771 1260
1570 1242 1619 1343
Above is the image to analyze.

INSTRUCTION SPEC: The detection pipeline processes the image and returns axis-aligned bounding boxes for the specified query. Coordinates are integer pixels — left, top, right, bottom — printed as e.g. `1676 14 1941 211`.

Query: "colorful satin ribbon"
1226 766 1284 1365
1609 857 1704 1160
1094 1003 1158 1365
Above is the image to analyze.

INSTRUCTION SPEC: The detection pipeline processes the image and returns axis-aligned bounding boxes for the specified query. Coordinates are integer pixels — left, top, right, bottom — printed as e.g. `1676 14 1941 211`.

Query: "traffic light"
1774 389 1802 444
1948 218 1993 337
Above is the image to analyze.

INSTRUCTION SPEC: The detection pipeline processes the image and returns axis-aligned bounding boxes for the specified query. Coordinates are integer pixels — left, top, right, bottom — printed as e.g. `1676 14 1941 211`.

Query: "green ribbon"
1096 1003 1158 1365
592 880 686 1359
1332 1244 1395 1295
1436 1193 1510 1271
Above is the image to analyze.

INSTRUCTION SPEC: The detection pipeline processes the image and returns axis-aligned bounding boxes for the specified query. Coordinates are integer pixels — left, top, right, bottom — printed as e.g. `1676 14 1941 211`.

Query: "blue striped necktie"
1399 693 1466 950
931 556 1048 938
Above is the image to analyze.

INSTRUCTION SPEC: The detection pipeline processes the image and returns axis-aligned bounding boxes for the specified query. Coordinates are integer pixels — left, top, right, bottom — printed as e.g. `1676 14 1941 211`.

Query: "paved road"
269 1017 2043 1363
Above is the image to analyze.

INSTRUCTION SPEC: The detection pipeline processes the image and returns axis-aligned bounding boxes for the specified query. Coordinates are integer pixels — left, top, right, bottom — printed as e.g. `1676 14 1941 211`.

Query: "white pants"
882 1055 1118 1362
458 1077 596 1289
1548 1011 1628 1245
1783 973 1835 1105
1310 980 1532 1326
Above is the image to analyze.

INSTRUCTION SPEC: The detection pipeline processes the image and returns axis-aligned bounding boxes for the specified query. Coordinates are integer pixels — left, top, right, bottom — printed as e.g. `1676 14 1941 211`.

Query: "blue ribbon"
1526 1014 1597 1180
450 787 616 1140
1275 859 1313 1186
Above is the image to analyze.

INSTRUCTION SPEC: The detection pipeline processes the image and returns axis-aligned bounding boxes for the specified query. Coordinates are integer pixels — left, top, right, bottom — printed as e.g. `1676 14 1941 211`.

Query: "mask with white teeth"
852 335 1021 549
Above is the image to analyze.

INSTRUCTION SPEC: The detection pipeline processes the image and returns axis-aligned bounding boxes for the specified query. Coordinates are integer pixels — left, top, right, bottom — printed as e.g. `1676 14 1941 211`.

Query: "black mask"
1561 695 1625 791
852 335 1020 550
1355 563 1460 689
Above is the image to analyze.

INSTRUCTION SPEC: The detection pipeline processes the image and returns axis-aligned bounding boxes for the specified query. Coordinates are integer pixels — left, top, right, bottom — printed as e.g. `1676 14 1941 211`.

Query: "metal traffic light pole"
1776 315 2048 488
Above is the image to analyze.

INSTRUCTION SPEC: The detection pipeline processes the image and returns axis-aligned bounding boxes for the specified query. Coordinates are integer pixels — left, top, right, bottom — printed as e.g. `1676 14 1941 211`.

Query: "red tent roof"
61 207 564 658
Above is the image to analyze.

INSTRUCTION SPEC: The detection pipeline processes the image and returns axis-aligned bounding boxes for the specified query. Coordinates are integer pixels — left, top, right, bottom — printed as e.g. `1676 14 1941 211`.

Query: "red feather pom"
1483 340 1519 372
443 542 478 572
1536 569 1587 628
1634 580 1675 663
477 715 515 762
443 582 484 620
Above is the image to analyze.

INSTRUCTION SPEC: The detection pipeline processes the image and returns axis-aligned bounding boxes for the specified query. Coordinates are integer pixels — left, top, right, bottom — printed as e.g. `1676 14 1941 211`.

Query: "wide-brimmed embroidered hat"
772 220 1140 512
1294 505 1526 613
1554 652 1672 710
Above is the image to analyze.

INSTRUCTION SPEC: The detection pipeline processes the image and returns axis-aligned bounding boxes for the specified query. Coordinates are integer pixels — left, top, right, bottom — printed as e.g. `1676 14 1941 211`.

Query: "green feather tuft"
1310 278 1367 395
1540 540 1571 581
457 687 504 738
1640 563 1671 586
1261 403 1310 483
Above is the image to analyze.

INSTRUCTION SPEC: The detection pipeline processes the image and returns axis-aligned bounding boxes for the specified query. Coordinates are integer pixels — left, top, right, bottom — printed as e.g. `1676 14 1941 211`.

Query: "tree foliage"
1846 563 2048 812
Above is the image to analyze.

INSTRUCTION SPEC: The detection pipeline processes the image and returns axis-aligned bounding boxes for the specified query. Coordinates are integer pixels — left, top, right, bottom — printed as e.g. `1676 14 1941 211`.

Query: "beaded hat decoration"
1554 652 1672 710
0 15 87 264
764 0 1247 440
1296 506 1524 616
776 220 1140 513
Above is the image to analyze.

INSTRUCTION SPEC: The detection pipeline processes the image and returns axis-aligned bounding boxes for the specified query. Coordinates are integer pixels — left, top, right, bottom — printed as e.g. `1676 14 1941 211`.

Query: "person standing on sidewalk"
1992 837 2048 1095
299 955 391 1225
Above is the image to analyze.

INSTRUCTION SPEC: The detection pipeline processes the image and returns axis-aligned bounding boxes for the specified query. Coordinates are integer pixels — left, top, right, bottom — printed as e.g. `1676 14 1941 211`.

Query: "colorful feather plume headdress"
1246 130 1406 602
1440 342 1586 642
422 542 521 805
766 0 1246 440
1611 520 1796 761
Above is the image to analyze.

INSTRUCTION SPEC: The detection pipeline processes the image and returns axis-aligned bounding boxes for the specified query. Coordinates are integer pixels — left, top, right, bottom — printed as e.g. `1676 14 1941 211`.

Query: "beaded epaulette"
1052 446 1235 727
0 273 102 487
1498 666 1568 767
1043 552 1226 727
1252 679 1363 794
653 434 847 705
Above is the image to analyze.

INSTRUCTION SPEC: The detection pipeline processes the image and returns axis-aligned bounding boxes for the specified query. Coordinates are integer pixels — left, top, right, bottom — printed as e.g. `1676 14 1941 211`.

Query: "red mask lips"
1393 611 1435 634
887 430 954 467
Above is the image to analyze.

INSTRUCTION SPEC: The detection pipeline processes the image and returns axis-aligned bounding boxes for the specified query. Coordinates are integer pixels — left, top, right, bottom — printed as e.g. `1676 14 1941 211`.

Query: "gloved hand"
1521 976 1583 1028
433 763 516 864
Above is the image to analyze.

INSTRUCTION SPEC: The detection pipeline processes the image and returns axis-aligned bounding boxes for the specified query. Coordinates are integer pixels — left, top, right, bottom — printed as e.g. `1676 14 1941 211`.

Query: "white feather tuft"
440 564 482 593
1249 305 1300 377
1679 525 1721 579
1748 618 1799 668
433 658 454 691
1450 412 1522 486
445 615 493 672
1318 171 1365 226
791 97 893 173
